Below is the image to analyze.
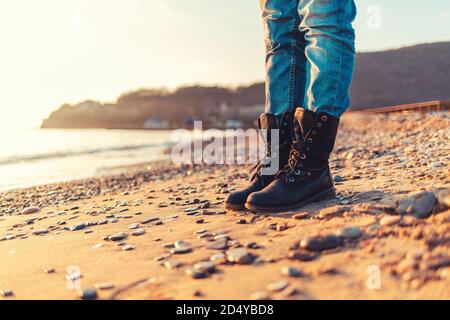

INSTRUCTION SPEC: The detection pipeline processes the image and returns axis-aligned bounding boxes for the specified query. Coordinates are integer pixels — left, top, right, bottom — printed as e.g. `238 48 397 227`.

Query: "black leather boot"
224 111 293 210
245 108 340 213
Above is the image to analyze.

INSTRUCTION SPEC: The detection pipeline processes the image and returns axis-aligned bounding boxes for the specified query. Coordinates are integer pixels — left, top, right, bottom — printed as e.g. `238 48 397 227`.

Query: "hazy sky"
0 0 449 129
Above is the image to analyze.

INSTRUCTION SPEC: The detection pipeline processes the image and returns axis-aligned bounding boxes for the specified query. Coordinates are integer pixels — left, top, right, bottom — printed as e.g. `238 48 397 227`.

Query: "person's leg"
245 0 357 212
299 0 356 117
224 0 304 210
262 0 307 118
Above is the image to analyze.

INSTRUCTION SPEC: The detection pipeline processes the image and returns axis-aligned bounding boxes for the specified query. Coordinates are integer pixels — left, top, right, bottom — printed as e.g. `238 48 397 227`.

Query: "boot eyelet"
271 152 277 158
300 154 306 160
321 115 328 122
288 177 295 183
307 172 312 176
312 130 317 135
307 138 313 143
295 170 301 176
317 122 322 128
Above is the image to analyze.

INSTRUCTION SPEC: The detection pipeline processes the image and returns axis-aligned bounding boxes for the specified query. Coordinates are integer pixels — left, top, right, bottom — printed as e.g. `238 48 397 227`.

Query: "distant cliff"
41 42 450 129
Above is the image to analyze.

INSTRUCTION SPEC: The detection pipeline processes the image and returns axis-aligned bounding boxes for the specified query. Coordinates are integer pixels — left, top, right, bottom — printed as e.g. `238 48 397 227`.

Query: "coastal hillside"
41 42 450 129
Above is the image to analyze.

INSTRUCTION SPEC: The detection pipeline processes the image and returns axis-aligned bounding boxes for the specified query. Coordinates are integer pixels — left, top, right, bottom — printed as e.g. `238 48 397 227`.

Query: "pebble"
206 237 228 250
226 248 255 265
300 235 343 252
250 291 271 300
109 232 127 241
142 217 159 224
44 268 55 274
398 191 437 218
194 261 216 274
281 266 303 278
338 226 362 239
79 288 97 300
131 229 145 236
21 207 40 215
185 268 207 279
94 282 115 290
164 260 183 269
267 280 290 292
70 222 87 231
170 247 192 254
0 289 13 297
128 223 139 230
288 250 318 261
318 206 348 219
437 189 450 208
379 216 401 226
32 229 49 235
122 244 135 251
210 252 227 264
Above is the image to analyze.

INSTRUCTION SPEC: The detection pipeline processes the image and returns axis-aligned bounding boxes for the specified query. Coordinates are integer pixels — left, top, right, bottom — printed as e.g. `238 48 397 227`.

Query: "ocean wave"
0 143 171 166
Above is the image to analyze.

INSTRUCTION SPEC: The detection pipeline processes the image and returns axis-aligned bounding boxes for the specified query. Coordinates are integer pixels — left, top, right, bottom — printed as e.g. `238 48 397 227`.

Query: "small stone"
122 244 135 251
300 235 343 252
379 216 401 227
164 260 183 269
70 222 86 231
288 250 318 262
185 268 207 279
206 237 228 250
437 189 450 208
292 212 309 220
334 175 343 182
33 228 49 236
79 288 97 300
194 261 216 274
226 248 255 265
338 226 362 239
318 206 348 219
21 207 40 215
174 240 190 248
128 223 139 230
210 252 227 264
142 217 159 224
267 280 290 292
109 232 127 241
171 247 192 254
250 291 271 300
196 219 205 224
0 289 13 297
94 282 115 290
131 229 145 236
398 191 436 218
44 268 55 274
281 266 302 278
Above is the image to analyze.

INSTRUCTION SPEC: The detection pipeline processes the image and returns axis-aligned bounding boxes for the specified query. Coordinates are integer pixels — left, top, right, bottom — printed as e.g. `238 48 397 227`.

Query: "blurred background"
0 0 449 190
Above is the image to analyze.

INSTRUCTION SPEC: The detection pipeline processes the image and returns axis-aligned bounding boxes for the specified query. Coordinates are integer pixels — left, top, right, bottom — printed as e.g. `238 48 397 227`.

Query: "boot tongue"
294 108 316 141
258 113 278 130
258 113 279 143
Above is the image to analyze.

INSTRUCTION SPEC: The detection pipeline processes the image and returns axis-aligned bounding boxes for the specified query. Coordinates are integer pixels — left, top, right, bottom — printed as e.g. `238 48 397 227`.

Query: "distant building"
143 117 170 129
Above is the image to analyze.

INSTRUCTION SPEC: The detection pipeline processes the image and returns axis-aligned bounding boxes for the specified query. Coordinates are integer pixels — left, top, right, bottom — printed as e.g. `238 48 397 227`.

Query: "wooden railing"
353 100 450 114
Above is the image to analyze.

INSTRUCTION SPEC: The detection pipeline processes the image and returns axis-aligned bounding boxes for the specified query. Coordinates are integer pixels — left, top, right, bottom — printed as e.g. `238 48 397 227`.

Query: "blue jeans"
261 0 356 118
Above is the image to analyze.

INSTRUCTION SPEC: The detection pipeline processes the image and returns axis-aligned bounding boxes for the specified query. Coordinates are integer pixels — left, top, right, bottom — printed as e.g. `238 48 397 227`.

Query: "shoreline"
0 111 449 300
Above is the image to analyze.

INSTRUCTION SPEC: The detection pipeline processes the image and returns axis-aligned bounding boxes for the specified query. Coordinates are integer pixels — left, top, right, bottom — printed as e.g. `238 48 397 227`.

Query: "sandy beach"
1 111 449 300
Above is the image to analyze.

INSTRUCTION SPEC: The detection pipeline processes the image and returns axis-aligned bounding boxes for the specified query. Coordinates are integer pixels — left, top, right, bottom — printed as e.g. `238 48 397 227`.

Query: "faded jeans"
261 0 356 118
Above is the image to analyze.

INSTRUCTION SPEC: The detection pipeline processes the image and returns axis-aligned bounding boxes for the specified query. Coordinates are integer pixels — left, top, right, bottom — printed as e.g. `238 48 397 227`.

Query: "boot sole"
244 187 336 213
224 202 246 211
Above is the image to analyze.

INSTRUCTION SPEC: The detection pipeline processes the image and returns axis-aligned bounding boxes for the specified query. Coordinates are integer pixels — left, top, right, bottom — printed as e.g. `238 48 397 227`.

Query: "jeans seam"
288 15 300 111
330 4 344 116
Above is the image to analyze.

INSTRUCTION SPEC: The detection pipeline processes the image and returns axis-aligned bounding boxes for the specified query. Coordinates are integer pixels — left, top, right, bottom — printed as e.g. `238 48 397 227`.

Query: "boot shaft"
292 108 340 167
